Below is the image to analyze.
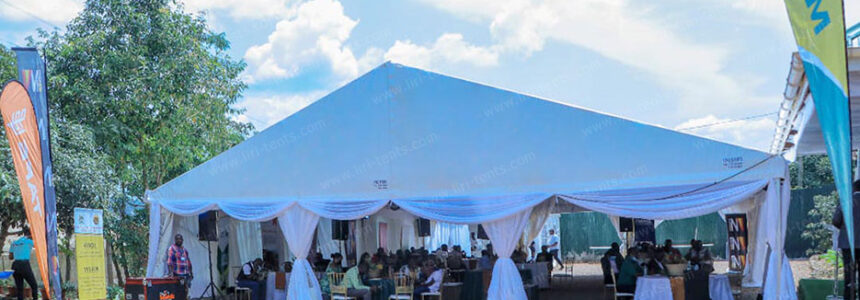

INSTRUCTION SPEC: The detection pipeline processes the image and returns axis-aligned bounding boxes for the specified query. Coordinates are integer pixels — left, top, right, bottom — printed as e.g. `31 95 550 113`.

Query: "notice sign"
74 208 104 235
75 234 107 300
726 214 748 271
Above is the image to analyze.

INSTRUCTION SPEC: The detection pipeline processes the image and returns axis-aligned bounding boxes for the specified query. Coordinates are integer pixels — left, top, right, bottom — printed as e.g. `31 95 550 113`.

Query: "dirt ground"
540 259 825 299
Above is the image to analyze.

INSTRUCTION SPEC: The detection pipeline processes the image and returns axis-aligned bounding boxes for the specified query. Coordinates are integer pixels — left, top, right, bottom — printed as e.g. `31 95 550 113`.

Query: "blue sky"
2 0 859 151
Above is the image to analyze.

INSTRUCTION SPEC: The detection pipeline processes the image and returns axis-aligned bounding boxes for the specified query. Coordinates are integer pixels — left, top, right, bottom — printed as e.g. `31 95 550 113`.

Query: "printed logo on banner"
722 156 743 169
74 208 104 235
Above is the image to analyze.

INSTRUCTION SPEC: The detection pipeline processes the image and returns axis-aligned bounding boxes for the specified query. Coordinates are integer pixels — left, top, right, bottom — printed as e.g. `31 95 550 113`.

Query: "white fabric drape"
316 218 338 262
559 180 769 220
394 193 550 224
484 209 532 300
524 199 555 247
427 222 472 256
231 218 263 265
278 206 323 300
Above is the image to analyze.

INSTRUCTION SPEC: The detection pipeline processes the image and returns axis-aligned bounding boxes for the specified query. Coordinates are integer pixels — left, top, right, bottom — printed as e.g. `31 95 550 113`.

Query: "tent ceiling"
789 47 860 155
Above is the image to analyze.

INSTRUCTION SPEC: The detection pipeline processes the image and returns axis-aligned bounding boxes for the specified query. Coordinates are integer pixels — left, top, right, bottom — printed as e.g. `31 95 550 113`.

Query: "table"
516 262 550 289
634 276 673 300
460 270 484 300
367 278 394 300
709 274 733 300
265 272 289 300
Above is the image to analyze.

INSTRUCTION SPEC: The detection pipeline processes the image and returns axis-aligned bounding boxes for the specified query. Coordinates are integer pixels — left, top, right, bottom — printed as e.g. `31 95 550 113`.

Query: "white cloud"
384 33 500 69
243 0 381 83
416 0 779 119
235 90 328 130
675 114 776 151
0 0 82 24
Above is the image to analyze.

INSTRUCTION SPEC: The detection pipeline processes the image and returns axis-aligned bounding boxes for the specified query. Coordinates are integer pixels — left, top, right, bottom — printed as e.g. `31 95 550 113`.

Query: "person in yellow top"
343 263 376 300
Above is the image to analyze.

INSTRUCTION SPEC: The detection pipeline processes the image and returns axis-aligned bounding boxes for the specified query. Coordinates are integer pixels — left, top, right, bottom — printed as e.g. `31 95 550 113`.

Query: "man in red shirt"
166 234 193 288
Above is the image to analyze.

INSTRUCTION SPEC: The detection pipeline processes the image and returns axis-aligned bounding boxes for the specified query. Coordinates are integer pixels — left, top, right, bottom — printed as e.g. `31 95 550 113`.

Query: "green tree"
0 44 118 278
790 154 839 189
36 0 252 281
0 44 28 252
802 191 838 255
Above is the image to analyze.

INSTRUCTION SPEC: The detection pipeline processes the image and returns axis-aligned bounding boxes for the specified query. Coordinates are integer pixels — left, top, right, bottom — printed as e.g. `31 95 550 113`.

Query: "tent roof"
148 62 785 205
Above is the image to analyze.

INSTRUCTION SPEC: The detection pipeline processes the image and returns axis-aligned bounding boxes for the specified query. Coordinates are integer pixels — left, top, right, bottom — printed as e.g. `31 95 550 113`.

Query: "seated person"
436 244 450 261
646 249 667 276
535 245 553 269
616 248 644 293
662 239 680 256
512 248 528 264
343 263 377 300
400 254 422 278
601 242 624 284
312 252 328 272
478 250 494 270
447 246 465 270
413 260 443 298
320 253 343 297
237 258 267 300
685 239 714 273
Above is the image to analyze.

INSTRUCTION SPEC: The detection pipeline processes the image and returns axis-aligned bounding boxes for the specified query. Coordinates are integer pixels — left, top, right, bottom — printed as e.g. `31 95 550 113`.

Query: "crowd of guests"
314 244 497 300
601 239 714 294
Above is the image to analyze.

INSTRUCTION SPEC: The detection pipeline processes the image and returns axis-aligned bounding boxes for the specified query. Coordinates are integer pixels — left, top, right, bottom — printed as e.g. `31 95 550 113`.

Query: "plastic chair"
389 275 414 300
609 271 634 299
235 287 252 300
328 272 355 300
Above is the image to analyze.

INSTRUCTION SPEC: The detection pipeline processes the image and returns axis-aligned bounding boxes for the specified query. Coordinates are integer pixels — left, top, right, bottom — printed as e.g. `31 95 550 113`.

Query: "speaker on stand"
619 217 633 254
198 211 220 300
332 220 349 263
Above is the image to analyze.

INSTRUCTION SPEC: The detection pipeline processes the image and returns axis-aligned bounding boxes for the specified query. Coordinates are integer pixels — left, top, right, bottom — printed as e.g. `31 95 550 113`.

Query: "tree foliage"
790 154 836 189
29 0 252 281
0 0 251 283
802 191 838 255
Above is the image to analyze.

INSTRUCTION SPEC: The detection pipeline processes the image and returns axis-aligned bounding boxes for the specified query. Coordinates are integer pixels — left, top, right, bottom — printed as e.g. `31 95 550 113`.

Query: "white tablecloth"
265 272 289 300
517 262 550 289
635 276 673 300
709 274 732 300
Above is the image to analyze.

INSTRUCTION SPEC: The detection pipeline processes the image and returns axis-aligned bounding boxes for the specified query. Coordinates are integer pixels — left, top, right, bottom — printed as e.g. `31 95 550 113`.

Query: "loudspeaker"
633 218 656 244
198 211 218 241
476 224 489 240
619 217 633 232
416 218 431 237
332 220 350 241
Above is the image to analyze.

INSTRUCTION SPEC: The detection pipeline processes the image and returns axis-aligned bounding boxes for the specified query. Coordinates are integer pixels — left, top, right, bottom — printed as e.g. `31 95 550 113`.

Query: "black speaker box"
198 211 218 241
332 220 350 241
619 217 633 232
477 224 489 240
416 218 431 237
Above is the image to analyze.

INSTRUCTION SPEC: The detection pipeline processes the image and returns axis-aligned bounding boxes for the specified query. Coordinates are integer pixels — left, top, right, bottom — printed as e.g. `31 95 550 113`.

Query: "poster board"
725 213 748 271
74 208 106 300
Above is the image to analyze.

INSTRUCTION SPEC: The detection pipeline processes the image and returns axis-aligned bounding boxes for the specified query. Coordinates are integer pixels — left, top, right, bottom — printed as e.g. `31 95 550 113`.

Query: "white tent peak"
149 61 785 204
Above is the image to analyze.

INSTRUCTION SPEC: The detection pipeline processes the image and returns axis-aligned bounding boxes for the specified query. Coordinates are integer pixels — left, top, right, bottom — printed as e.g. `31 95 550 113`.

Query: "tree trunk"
108 244 124 285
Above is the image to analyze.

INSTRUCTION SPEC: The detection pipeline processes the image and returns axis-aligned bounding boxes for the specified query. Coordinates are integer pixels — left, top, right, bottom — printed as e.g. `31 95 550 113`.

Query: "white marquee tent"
146 62 795 299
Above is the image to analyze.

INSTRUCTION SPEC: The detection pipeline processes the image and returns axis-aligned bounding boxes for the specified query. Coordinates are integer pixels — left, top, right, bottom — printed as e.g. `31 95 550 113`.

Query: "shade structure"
146 62 793 299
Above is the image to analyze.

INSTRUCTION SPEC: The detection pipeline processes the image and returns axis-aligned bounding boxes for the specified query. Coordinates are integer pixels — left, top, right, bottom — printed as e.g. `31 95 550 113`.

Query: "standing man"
547 229 563 268
10 229 38 300
833 180 860 299
166 234 193 289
